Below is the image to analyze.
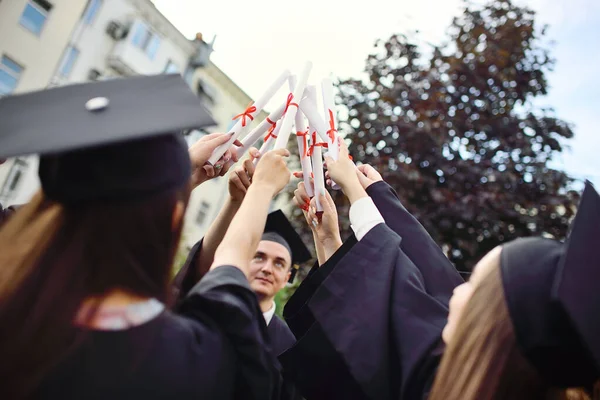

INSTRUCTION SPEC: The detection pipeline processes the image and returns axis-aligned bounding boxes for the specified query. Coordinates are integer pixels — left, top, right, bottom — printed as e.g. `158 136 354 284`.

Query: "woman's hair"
0 184 190 398
429 259 592 400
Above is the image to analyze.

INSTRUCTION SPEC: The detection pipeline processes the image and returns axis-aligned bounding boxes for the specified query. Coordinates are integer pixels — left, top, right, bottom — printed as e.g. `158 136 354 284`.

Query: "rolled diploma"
310 132 326 214
321 78 341 190
236 101 287 159
290 76 314 198
253 121 282 166
273 61 312 150
209 69 290 165
298 96 331 144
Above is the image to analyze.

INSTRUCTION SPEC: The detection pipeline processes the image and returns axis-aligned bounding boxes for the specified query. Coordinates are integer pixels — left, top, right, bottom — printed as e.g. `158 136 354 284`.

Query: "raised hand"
189 133 241 188
253 148 291 197
326 163 383 190
228 147 260 203
324 138 361 193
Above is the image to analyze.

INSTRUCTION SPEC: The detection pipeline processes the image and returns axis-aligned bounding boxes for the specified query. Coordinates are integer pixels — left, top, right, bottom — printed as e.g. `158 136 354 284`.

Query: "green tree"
289 0 580 274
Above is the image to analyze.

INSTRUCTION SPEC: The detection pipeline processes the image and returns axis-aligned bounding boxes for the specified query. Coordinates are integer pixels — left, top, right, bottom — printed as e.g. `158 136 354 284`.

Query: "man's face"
249 240 292 300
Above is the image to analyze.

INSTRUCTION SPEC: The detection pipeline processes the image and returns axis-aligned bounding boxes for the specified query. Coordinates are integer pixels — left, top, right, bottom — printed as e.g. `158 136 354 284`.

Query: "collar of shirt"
262 301 277 325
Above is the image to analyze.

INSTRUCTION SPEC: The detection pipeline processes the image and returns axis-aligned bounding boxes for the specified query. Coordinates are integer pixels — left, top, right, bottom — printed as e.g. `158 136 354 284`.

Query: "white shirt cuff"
349 196 385 241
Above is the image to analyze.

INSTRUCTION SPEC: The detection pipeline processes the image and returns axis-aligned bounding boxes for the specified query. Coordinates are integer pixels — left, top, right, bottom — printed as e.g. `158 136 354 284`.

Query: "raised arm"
195 148 261 278
212 148 291 275
292 178 342 265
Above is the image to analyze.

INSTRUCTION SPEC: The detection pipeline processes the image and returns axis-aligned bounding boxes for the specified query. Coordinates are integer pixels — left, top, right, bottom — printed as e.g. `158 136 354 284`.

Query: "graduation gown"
281 181 462 400
36 266 281 400
173 240 301 400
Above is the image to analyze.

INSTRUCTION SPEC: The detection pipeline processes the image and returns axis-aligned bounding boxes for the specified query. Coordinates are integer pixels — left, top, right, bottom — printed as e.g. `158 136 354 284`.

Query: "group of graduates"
0 74 598 400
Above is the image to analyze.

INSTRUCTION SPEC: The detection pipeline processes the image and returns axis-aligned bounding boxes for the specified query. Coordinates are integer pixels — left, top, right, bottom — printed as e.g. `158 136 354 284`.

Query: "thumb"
323 155 334 166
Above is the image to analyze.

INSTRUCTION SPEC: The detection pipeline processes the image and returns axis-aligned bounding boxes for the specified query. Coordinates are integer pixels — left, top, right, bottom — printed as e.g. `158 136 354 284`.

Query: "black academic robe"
281 181 462 400
173 240 301 400
36 266 281 400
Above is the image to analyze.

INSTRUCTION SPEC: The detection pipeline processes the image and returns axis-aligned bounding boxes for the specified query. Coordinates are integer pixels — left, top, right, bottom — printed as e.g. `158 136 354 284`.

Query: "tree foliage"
288 0 580 274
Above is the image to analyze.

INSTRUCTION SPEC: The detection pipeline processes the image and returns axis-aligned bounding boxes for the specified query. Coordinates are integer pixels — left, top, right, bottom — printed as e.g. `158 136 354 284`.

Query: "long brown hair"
0 184 190 398
429 261 592 400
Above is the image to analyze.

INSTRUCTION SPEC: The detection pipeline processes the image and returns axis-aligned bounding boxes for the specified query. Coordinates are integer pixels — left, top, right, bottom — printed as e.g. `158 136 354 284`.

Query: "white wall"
62 0 194 84
0 0 88 92
0 0 87 205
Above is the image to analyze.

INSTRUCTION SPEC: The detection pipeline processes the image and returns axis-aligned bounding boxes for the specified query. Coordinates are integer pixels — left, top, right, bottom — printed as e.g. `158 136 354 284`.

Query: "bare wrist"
247 181 278 199
321 235 342 249
345 182 368 204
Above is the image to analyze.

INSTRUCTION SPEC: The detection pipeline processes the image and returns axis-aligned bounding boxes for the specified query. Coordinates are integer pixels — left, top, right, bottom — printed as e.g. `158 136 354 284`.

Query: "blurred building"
0 0 89 205
0 0 269 249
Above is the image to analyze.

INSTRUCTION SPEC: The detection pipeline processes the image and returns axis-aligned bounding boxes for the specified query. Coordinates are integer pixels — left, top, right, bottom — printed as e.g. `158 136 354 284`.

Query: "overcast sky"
153 0 600 186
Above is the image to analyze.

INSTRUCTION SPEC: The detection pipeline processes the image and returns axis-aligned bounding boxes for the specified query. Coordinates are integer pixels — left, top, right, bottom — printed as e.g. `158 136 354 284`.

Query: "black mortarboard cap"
262 210 312 283
0 74 216 203
501 181 600 389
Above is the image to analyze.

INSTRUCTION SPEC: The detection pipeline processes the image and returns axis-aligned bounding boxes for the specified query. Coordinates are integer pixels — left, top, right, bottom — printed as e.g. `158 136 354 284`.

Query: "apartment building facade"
0 0 269 251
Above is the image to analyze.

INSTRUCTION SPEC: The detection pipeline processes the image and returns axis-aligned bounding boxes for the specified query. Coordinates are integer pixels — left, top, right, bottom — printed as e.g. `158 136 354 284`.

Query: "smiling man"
250 210 311 342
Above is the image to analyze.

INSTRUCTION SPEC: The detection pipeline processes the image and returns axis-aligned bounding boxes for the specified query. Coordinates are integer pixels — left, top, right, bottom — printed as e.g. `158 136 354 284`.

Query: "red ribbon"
264 127 278 141
326 109 337 143
263 117 279 141
266 117 277 131
284 93 298 114
296 130 309 157
308 131 327 157
233 103 257 127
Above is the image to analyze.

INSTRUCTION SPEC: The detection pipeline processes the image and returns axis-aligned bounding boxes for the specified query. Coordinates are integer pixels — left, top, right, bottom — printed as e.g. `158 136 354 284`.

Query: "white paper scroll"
208 69 290 165
310 131 326 214
298 96 330 144
306 86 325 213
273 62 312 150
236 100 287 159
253 120 281 166
321 78 339 161
290 75 314 198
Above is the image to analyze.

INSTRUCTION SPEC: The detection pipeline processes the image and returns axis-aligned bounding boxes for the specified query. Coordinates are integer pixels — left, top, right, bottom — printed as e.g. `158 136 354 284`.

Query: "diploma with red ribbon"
304 86 326 214
273 62 312 150
208 69 290 165
236 100 288 159
289 76 314 198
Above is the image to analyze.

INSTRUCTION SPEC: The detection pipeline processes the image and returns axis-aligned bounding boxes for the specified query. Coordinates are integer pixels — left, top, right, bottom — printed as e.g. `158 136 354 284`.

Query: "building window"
131 21 160 60
20 0 52 36
0 158 28 201
197 79 216 106
58 46 80 78
0 55 24 96
196 201 211 226
82 0 102 25
164 60 179 74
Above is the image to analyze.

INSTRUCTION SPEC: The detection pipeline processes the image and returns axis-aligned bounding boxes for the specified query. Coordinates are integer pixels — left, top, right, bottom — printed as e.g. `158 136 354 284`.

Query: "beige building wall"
0 0 88 93
0 0 88 205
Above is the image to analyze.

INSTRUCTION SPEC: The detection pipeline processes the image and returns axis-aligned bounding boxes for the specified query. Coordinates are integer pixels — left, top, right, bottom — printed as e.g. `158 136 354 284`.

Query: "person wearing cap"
280 139 599 399
173 149 341 355
0 75 288 400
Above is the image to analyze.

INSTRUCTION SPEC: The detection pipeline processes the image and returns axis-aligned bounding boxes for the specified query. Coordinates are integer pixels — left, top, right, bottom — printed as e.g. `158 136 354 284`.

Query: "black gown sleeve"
281 223 450 400
178 265 282 400
366 181 464 305
171 239 204 308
